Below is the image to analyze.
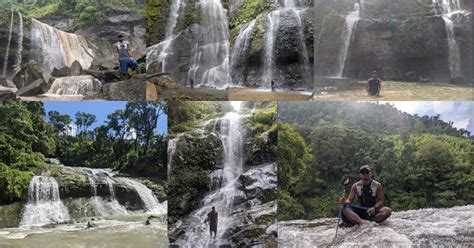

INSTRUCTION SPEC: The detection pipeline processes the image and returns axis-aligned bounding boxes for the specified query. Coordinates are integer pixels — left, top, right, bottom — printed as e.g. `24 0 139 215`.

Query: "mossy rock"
0 202 23 228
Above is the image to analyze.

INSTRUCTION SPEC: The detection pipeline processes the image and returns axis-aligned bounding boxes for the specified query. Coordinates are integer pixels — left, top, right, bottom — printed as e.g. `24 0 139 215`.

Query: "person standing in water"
116 34 140 79
205 207 218 240
367 71 382 96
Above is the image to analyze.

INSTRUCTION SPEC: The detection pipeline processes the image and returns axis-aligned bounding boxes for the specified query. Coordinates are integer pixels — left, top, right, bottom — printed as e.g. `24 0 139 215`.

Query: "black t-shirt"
368 78 380 95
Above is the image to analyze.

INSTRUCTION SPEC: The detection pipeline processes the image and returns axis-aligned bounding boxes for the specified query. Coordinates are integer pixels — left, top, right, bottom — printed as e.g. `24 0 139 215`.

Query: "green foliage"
229 0 271 29
0 163 33 204
168 101 229 134
279 102 473 220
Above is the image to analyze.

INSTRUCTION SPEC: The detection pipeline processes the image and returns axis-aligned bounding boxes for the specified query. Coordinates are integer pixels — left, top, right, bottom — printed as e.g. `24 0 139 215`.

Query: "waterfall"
2 10 14 78
187 0 232 89
263 11 280 88
15 11 23 74
230 20 256 85
85 169 127 216
31 19 95 76
290 8 312 87
46 76 101 96
167 134 183 181
158 0 185 73
432 0 463 80
176 104 245 246
20 176 70 227
117 177 165 213
334 3 360 78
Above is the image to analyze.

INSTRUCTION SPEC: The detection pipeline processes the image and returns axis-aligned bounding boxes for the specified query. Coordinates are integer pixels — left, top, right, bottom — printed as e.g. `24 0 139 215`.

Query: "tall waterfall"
31 19 95 76
176 104 245 246
2 10 14 78
334 3 360 78
263 11 280 88
20 176 70 227
230 20 256 85
15 11 23 74
188 0 232 89
153 0 185 74
432 0 463 80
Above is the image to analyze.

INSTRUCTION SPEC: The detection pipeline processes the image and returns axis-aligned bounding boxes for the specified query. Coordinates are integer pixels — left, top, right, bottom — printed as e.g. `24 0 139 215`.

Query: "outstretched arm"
340 184 357 205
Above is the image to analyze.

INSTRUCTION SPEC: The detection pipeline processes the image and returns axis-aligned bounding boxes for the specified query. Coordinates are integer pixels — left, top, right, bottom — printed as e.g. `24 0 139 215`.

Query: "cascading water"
230 20 256 85
263 11 280 88
31 18 95 76
148 0 186 73
187 0 232 89
175 104 245 246
85 169 128 216
334 3 360 78
2 10 14 78
15 11 23 74
117 177 166 214
432 0 463 80
20 176 70 227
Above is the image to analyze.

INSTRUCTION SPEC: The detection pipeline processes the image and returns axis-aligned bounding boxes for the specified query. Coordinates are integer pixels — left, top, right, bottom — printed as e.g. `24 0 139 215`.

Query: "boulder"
0 78 9 87
12 63 45 90
102 74 146 101
0 89 17 100
16 79 48 96
70 61 83 76
47 75 102 97
0 202 23 228
51 66 72 78
405 71 418 82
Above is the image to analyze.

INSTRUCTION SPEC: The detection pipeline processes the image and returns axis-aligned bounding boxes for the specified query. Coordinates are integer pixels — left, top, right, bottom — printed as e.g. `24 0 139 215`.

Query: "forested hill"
278 102 473 221
0 0 145 30
279 102 472 138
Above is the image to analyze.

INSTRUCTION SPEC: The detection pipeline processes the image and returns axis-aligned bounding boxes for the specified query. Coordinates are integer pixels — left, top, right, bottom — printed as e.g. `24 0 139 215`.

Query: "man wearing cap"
367 71 381 96
116 34 140 78
338 165 391 226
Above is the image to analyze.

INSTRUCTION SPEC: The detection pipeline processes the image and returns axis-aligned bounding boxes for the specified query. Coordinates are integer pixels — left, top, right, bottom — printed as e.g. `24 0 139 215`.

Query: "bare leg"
373 207 391 223
342 208 368 225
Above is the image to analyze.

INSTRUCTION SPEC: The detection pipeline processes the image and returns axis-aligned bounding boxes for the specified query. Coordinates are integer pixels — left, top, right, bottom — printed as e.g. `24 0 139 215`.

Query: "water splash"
117 177 166 214
46 76 101 96
20 176 70 227
334 3 360 78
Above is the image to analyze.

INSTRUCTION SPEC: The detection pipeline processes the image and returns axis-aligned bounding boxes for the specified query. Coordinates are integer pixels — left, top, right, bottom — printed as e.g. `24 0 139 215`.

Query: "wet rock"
102 74 146 101
47 76 102 97
0 89 17 100
405 71 418 82
0 78 9 87
0 202 22 228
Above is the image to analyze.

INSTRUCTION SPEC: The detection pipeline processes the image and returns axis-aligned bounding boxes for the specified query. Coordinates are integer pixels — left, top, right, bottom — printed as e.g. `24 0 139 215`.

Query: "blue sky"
43 101 167 135
380 101 473 133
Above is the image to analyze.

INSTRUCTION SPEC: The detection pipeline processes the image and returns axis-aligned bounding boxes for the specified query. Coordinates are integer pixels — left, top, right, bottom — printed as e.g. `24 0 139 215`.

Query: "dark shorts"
119 58 138 76
209 223 217 233
342 204 377 224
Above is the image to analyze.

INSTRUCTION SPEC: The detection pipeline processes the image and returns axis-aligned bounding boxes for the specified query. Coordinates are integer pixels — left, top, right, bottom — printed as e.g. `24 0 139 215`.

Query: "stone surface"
102 74 146 101
15 79 48 96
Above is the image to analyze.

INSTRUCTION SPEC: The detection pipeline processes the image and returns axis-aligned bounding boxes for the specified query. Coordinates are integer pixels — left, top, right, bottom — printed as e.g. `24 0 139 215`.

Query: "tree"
48 111 72 135
75 111 96 138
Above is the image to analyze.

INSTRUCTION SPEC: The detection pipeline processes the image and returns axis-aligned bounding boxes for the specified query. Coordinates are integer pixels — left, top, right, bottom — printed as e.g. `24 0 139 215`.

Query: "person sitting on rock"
204 207 218 240
338 165 391 226
116 34 140 79
367 71 381 96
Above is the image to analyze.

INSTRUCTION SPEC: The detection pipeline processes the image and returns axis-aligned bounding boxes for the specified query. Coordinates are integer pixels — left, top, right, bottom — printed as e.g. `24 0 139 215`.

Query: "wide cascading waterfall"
188 0 232 89
85 169 128 216
31 19 95 76
230 20 256 85
263 10 280 88
20 176 70 227
176 105 244 246
334 3 360 78
432 0 463 80
2 10 14 78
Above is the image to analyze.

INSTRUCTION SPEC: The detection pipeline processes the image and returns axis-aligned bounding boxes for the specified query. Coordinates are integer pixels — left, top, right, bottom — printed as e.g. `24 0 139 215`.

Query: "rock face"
47 75 102 97
314 0 472 83
279 205 474 247
102 74 146 101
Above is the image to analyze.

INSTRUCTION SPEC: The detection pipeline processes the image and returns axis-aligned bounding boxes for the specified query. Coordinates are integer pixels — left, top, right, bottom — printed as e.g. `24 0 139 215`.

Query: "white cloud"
380 101 473 132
